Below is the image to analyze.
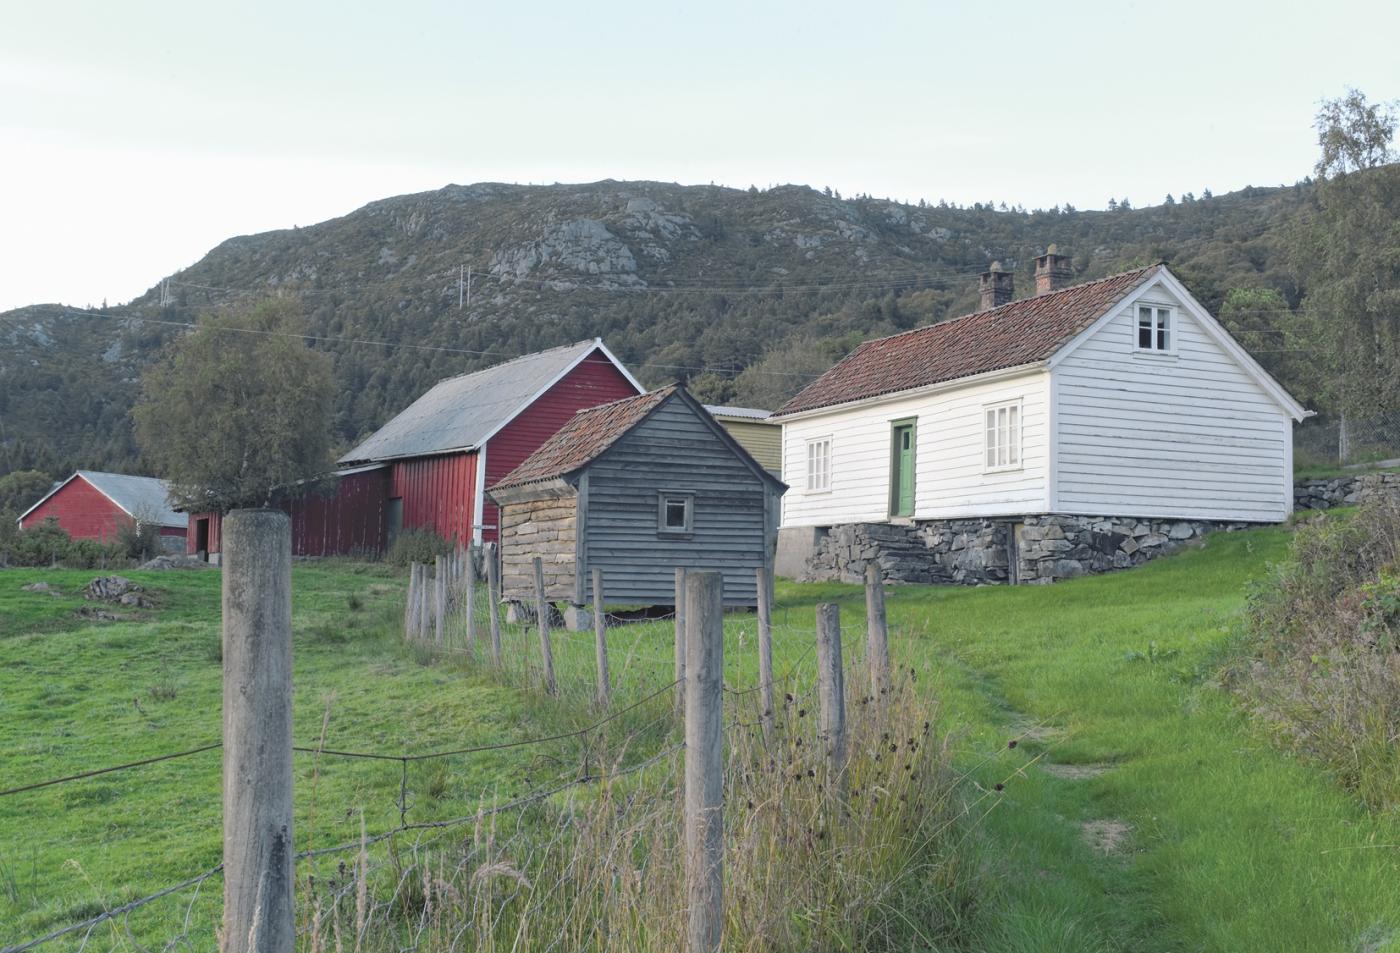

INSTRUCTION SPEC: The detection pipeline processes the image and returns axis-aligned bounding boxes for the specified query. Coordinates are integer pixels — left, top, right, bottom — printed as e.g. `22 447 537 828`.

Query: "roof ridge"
775 262 1166 418
77 469 166 482
429 338 599 388
881 263 1162 347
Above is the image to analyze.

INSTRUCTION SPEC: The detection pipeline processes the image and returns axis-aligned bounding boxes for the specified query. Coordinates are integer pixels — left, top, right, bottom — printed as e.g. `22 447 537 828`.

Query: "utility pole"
458 265 473 310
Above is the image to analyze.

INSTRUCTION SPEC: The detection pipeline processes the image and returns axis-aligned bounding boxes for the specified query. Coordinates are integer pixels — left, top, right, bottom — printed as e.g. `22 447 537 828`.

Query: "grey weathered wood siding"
500 494 578 601
584 398 774 606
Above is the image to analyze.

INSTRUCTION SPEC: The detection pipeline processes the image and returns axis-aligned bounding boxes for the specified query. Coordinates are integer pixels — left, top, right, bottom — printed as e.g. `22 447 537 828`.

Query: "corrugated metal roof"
490 386 676 490
339 339 624 463
77 471 184 527
703 405 775 421
775 265 1161 416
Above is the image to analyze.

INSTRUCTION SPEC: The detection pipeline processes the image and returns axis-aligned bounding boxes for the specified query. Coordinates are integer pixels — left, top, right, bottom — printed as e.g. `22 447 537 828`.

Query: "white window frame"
657 491 694 537
983 400 1023 473
1134 304 1175 354
805 436 833 493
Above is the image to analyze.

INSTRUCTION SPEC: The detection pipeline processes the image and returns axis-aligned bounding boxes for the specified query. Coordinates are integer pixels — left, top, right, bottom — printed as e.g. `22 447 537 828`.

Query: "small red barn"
18 470 186 550
189 338 643 559
187 463 390 560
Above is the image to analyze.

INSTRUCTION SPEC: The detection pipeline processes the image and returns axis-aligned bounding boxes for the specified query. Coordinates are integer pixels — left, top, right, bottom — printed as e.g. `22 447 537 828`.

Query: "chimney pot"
1034 246 1073 295
979 262 1015 309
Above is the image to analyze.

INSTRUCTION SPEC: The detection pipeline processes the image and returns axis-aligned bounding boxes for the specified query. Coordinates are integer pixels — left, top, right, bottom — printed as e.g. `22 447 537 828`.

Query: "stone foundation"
797 514 1249 586
1293 472 1400 511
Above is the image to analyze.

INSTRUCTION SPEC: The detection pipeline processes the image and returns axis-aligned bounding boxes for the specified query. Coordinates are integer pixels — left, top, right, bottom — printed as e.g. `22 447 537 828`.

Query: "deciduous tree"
134 300 335 512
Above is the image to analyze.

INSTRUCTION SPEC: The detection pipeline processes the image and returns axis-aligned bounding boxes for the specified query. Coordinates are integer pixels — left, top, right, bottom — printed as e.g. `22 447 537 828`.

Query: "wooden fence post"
419 562 433 642
486 542 503 666
685 571 724 953
864 563 891 703
756 566 774 741
434 555 447 647
815 602 847 776
464 544 477 658
534 556 557 695
221 509 294 953
592 567 611 707
404 562 417 639
674 567 687 714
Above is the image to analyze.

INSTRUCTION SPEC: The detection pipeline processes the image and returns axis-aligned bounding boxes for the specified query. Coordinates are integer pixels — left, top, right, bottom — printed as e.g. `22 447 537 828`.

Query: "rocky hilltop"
0 178 1310 476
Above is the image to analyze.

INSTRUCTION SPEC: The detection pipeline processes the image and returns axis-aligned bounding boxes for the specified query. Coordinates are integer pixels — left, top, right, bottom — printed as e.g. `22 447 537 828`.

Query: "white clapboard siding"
1052 282 1292 522
781 370 1051 527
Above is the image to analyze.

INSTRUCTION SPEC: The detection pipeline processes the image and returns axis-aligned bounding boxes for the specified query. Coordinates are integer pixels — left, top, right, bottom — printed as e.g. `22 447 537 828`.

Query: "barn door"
386 497 404 546
890 421 916 517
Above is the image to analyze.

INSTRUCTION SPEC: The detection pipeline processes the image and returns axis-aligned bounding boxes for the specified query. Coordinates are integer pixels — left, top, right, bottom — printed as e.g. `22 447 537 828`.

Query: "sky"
1 0 1396 312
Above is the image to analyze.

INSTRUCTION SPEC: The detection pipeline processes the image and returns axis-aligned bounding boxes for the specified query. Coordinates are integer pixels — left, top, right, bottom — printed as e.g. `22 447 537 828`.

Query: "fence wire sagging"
6 548 1025 953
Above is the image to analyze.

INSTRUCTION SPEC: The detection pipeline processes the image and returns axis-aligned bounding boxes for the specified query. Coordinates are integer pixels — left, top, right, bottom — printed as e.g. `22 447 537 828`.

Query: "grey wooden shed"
487 384 787 624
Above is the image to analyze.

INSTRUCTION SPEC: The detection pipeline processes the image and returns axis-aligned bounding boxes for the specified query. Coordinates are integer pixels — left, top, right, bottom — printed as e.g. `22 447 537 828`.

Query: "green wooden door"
892 423 915 516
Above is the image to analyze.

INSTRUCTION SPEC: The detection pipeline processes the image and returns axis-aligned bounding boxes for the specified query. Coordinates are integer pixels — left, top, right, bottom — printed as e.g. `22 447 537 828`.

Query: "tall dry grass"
301 671 980 951
1229 495 1400 813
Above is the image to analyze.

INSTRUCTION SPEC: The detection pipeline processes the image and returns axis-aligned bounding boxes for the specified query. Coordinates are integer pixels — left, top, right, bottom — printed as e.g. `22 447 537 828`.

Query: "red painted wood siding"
187 467 388 557
289 467 388 556
188 512 220 555
481 352 640 541
389 451 476 545
19 476 146 542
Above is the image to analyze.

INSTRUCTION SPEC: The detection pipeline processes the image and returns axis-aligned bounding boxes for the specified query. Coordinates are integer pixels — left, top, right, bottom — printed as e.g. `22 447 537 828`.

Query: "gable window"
984 401 1021 471
806 437 832 492
1137 305 1172 352
657 491 694 536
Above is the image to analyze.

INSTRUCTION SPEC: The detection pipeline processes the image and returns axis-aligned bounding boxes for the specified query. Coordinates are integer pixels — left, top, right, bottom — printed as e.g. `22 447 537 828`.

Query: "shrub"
385 529 453 569
0 518 127 569
1228 496 1400 812
114 518 164 562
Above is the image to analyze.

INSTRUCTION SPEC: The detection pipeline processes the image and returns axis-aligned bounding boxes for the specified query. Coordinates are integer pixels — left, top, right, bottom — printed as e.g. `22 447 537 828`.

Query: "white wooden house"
772 254 1308 584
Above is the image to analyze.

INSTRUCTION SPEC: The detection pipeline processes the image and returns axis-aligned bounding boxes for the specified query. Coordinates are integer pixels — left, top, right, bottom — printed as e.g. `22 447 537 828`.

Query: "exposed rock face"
799 514 1247 586
490 219 640 283
1293 472 1400 510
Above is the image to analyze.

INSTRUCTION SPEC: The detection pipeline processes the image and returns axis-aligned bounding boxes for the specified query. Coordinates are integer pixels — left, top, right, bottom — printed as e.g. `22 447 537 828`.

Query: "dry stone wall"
799 515 1246 586
1294 472 1400 510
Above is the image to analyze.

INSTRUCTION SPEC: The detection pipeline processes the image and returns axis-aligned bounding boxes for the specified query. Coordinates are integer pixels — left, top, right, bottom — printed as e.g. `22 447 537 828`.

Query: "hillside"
0 178 1315 477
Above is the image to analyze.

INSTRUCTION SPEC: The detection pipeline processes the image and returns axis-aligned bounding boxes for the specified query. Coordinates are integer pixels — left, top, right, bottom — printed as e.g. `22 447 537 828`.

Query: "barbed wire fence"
4 541 1040 953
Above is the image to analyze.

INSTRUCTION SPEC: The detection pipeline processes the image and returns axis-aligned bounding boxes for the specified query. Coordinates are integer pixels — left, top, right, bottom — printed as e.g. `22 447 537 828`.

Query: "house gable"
1047 267 1307 421
1047 271 1296 522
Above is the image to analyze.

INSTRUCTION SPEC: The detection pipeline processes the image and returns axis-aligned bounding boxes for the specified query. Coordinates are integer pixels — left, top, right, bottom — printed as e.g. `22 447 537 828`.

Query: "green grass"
864 528 1400 953
3 529 1400 951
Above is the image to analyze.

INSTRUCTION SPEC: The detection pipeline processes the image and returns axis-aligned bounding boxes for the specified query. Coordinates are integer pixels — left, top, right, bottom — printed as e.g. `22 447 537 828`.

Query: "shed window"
806 437 832 492
984 401 1022 471
658 492 694 535
1137 305 1172 352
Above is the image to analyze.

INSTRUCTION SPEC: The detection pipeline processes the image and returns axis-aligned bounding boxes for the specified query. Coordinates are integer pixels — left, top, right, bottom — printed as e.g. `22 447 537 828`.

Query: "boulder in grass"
85 575 145 604
22 581 61 596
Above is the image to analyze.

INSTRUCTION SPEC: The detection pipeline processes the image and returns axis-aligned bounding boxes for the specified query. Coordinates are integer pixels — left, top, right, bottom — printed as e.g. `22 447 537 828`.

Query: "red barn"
19 470 186 550
339 338 644 546
189 338 642 559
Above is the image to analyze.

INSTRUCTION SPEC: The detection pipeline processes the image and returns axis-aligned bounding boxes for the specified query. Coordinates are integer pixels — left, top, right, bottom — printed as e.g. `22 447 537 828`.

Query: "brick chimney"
1033 244 1073 296
979 262 1014 309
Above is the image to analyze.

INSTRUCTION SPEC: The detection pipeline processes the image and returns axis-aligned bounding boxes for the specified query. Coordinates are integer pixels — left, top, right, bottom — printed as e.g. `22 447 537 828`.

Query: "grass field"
3 527 1400 951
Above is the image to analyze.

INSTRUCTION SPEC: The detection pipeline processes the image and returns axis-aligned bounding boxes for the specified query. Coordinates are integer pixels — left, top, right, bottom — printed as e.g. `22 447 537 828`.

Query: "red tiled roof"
490 385 677 490
775 264 1162 416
